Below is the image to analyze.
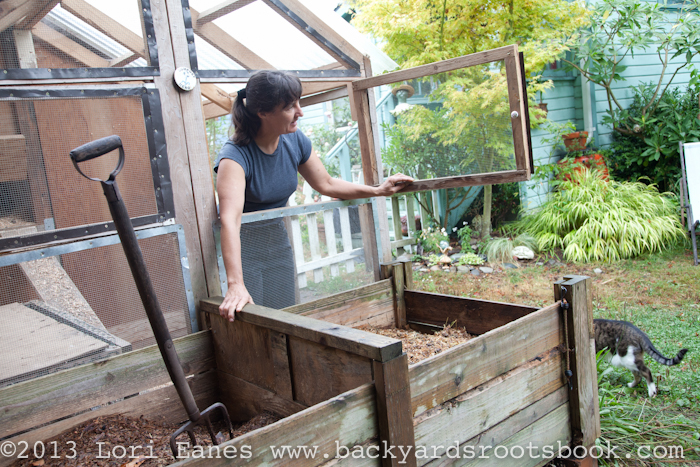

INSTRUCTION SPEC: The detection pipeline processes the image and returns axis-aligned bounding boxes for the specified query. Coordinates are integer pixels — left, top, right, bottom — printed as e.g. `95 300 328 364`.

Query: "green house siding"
593 50 698 147
521 36 700 212
520 73 584 211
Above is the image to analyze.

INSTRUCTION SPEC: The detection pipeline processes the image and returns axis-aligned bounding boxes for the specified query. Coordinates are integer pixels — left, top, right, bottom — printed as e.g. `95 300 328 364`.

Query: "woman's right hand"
219 282 254 322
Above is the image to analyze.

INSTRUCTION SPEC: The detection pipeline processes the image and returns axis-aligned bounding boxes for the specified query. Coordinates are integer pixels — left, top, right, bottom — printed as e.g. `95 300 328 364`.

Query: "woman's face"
260 100 304 135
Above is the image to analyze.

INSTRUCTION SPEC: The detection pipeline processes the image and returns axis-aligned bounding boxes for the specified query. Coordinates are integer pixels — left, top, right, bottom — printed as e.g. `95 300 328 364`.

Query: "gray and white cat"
594 319 688 398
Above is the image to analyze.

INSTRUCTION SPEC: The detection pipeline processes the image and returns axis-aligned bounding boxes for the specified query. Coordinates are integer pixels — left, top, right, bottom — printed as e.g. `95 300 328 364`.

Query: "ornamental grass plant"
515 168 686 262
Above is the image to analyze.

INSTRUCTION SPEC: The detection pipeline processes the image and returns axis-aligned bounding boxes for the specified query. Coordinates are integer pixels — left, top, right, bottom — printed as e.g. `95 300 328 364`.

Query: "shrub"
457 253 485 266
483 234 538 264
418 226 450 254
514 169 686 262
607 81 700 193
456 222 473 251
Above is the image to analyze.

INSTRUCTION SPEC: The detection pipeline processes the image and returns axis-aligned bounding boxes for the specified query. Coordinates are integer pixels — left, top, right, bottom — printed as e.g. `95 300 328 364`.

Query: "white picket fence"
217 194 433 292
289 204 360 288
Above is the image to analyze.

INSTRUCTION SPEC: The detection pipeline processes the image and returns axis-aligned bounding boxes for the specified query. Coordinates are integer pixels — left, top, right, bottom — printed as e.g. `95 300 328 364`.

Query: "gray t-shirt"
214 130 312 212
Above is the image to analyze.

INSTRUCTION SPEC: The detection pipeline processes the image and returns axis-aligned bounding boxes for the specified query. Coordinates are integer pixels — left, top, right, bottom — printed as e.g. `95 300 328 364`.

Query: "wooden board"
0 134 27 182
559 275 600 447
152 0 210 314
374 354 416 467
164 0 222 300
289 336 374 407
458 403 571 467
209 314 281 393
413 348 565 457
405 290 538 335
0 330 214 439
420 387 568 466
0 303 108 381
218 371 307 422
107 309 189 350
174 383 380 467
353 45 516 91
409 302 562 417
201 297 402 362
13 100 53 224
284 280 394 328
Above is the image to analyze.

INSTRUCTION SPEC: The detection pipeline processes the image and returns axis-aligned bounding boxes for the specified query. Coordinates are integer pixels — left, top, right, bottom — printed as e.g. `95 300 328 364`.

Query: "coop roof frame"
352 44 533 192
0 223 198 333
180 0 363 78
0 0 159 81
0 85 175 252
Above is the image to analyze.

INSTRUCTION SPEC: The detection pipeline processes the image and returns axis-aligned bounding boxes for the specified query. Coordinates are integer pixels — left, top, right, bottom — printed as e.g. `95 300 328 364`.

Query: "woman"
215 70 413 322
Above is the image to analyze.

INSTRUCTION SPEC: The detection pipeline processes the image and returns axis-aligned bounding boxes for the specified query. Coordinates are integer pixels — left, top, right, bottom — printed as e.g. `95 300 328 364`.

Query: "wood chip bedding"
8 412 280 466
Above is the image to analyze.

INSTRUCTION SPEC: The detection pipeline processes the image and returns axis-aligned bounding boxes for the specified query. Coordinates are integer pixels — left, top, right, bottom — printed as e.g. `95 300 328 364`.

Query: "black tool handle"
70 135 125 183
69 135 122 163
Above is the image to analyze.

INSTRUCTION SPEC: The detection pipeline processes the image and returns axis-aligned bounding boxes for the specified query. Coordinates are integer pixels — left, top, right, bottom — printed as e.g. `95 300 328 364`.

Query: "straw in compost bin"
357 324 474 364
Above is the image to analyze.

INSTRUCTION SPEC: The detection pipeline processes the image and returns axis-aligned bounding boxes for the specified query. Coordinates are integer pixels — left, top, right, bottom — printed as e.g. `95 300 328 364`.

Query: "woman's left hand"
375 173 414 196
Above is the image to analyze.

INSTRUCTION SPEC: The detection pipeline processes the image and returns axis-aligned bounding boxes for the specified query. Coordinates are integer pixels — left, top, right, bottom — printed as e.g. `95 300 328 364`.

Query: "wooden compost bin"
0 267 599 467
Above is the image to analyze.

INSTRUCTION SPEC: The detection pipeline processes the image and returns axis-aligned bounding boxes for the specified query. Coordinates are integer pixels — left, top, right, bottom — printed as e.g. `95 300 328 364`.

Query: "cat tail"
643 338 688 366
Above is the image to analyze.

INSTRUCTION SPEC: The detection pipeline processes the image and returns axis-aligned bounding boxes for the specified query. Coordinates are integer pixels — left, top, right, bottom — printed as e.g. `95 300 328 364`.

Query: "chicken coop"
0 1 599 466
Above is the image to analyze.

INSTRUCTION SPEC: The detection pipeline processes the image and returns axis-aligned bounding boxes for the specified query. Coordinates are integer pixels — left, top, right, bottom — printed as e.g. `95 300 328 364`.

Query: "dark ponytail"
231 70 303 146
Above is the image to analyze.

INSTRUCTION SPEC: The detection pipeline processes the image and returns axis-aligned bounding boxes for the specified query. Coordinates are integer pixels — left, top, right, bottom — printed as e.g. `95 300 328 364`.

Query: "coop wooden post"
556 275 600 466
380 261 407 328
401 259 413 290
373 353 417 467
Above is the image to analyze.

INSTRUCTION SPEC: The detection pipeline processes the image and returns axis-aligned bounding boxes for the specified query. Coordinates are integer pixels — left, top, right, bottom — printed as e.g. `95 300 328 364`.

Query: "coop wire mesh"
0 225 195 389
218 202 374 310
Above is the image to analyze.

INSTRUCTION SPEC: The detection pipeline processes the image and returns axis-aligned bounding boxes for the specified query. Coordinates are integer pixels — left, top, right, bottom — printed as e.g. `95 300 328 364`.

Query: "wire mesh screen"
218 203 374 309
381 60 517 181
0 227 192 388
0 0 151 72
0 94 157 240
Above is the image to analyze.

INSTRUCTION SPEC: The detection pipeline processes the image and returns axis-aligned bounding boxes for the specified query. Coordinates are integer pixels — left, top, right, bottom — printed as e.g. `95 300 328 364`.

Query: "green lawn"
412 245 700 465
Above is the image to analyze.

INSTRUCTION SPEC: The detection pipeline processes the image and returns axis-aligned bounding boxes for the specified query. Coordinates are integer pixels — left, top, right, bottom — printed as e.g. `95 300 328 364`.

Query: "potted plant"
562 131 588 151
532 92 548 121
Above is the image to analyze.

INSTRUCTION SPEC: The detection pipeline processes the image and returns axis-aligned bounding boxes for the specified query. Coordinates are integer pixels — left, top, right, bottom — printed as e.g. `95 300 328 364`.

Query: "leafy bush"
608 81 700 193
457 253 485 266
456 222 473 250
418 226 450 254
483 233 538 264
514 169 686 262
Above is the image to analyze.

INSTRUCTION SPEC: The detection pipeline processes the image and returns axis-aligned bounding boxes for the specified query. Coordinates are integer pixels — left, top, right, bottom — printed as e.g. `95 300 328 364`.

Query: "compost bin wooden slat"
560 275 600 448
289 336 374 407
421 387 569 467
0 370 218 467
0 330 215 439
217 371 308 421
283 279 394 328
373 353 416 467
409 302 561 417
457 403 571 467
405 290 539 335
171 383 380 467
210 317 278 392
201 298 401 362
413 348 565 458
